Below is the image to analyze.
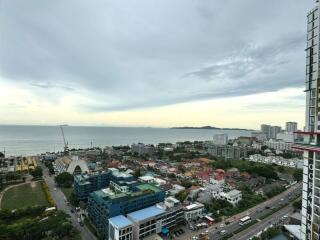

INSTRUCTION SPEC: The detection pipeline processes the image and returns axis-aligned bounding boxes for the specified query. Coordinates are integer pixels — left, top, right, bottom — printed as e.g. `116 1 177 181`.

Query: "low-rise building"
183 202 205 221
264 139 292 151
219 189 242 206
109 215 133 240
127 206 165 240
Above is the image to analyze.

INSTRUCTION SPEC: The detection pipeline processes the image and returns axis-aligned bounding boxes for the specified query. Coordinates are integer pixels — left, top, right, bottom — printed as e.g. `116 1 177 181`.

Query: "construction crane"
59 125 69 154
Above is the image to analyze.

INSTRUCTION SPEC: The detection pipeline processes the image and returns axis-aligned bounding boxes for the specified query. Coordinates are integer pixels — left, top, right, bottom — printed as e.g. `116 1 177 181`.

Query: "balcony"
292 131 320 152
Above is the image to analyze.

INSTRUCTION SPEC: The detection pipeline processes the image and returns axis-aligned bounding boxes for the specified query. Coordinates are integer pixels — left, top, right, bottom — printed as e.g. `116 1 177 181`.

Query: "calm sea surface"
0 125 251 156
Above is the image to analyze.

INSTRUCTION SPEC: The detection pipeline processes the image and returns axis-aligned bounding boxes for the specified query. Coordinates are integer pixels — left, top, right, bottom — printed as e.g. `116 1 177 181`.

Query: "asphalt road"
41 164 96 240
229 204 294 240
175 182 302 240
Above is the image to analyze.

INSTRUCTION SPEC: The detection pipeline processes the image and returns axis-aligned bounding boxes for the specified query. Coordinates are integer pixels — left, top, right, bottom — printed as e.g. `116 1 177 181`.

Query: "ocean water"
0 125 251 156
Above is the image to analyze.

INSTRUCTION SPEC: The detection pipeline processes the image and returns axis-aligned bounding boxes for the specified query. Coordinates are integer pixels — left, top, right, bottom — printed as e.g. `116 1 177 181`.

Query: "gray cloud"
0 0 314 111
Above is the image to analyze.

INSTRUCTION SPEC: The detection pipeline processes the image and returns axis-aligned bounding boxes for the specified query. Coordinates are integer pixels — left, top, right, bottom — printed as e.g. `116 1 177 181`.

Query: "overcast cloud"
0 0 314 112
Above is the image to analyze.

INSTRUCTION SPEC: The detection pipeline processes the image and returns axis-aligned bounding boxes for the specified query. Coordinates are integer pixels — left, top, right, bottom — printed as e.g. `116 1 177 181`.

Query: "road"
176 182 302 240
41 163 96 240
230 204 294 240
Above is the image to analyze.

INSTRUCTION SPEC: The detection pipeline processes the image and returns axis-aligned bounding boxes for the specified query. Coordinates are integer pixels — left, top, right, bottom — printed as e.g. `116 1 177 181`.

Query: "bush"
41 181 55 207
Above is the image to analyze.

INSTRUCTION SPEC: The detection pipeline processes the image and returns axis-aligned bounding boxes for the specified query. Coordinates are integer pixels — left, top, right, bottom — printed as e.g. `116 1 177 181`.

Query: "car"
281 198 284 201
220 223 225 228
205 230 209 234
79 222 84 227
54 188 57 191
70 209 75 213
220 230 227 235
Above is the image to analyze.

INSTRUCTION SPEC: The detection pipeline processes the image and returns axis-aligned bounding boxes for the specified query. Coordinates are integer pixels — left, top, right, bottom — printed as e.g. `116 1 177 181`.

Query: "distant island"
171 126 254 131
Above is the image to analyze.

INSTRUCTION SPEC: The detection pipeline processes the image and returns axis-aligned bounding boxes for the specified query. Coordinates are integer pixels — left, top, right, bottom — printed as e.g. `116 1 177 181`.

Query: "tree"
175 190 188 202
30 166 43 178
293 199 302 210
133 169 141 178
293 169 303 182
55 172 74 187
0 152 4 158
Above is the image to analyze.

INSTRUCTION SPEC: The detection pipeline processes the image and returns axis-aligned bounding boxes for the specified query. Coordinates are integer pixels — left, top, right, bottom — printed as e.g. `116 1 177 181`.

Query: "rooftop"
135 183 162 193
127 206 165 222
109 215 133 229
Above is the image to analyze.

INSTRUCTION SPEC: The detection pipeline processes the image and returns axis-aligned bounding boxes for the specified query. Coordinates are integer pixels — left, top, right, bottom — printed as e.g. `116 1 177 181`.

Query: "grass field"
61 187 73 199
1 181 49 210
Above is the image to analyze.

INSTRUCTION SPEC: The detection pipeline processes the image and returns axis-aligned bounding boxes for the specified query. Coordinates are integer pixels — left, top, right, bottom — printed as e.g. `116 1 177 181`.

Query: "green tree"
293 169 303 182
293 199 302 210
133 169 141 178
55 172 74 187
30 166 43 178
175 190 188 202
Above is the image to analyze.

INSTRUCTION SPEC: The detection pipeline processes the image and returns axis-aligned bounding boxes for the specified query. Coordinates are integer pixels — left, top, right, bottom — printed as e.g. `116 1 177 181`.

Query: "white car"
220 223 225 228
220 230 227 235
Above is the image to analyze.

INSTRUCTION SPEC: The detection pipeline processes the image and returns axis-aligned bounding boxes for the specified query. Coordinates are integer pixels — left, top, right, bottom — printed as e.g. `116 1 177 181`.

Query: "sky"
0 0 315 129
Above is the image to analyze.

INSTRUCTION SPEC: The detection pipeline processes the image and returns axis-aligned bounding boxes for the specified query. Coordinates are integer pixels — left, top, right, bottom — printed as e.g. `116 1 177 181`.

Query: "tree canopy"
54 172 74 187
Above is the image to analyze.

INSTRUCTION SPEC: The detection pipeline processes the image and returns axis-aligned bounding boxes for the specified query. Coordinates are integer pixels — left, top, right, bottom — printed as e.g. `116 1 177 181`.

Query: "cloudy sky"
0 0 315 129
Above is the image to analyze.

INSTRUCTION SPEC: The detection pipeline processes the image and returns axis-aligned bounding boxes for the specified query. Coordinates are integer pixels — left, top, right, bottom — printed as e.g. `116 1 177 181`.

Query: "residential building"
212 134 228 145
270 126 282 139
74 168 135 201
277 132 295 143
183 202 205 221
207 144 247 159
131 143 155 156
169 184 185 195
291 3 320 239
251 131 267 142
261 124 282 139
108 215 133 240
74 171 110 201
87 183 165 239
261 124 271 139
265 139 293 151
286 122 298 133
219 190 242 206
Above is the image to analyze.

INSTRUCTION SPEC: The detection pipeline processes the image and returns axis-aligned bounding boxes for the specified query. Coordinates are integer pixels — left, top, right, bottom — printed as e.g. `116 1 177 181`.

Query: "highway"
230 204 294 240
41 163 96 240
176 182 302 240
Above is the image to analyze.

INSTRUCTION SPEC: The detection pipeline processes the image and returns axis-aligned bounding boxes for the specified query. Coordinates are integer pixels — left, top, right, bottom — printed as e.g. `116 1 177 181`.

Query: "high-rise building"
261 124 271 139
212 133 228 145
292 3 320 239
269 126 282 139
286 122 298 133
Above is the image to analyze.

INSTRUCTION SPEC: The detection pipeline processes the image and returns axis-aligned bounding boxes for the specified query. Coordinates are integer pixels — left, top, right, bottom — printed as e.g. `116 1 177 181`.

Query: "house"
219 190 242 206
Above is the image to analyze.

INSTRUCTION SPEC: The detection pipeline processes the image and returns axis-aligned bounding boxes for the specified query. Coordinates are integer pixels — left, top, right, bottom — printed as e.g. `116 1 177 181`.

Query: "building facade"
74 168 135 201
212 134 228 145
292 3 320 239
286 122 298 133
207 144 248 159
87 183 165 239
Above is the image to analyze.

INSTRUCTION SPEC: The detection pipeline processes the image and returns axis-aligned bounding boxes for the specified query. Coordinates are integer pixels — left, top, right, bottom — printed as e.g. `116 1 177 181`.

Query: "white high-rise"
286 122 298 133
293 2 320 239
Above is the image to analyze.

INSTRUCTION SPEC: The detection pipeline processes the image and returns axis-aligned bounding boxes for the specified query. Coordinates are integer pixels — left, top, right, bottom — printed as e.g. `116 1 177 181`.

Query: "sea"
0 125 252 156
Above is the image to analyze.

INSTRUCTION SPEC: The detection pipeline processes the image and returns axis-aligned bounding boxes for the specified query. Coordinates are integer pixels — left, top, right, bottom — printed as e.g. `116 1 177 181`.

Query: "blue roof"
127 206 165 222
109 215 133 228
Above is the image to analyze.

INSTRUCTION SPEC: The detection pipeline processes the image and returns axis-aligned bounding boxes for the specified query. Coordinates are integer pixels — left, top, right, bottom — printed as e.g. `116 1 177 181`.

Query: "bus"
239 216 251 226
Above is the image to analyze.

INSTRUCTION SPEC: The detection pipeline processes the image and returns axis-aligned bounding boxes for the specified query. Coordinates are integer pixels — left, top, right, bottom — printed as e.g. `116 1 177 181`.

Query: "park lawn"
1 181 49 210
61 187 73 199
